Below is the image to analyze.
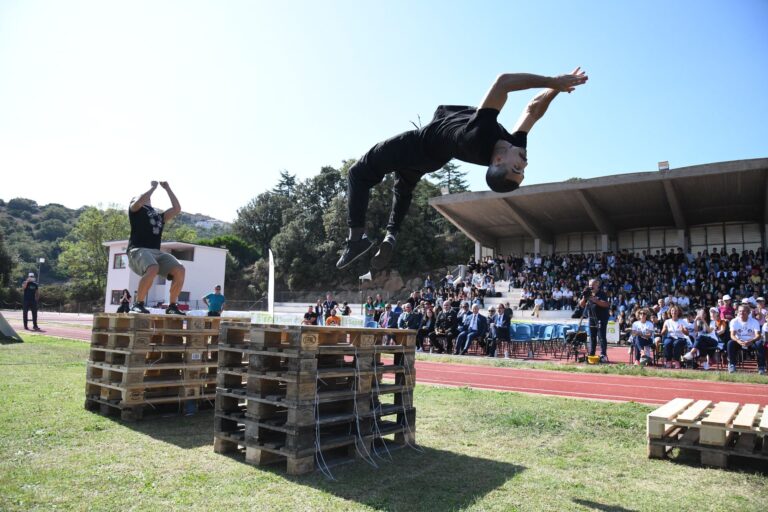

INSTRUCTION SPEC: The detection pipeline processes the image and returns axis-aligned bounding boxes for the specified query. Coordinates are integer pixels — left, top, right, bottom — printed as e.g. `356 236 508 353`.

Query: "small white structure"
103 240 228 313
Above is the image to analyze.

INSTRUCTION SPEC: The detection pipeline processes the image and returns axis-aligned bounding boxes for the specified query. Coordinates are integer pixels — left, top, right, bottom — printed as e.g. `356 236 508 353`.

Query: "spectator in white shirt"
728 304 765 374
631 309 655 365
683 308 719 370
661 305 688 369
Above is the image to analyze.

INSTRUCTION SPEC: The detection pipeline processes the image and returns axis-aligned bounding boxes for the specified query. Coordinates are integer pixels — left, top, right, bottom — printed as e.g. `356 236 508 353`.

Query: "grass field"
1 337 766 511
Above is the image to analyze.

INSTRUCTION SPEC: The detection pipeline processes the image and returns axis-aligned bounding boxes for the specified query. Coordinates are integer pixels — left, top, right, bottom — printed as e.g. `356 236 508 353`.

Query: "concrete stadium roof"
429 158 768 246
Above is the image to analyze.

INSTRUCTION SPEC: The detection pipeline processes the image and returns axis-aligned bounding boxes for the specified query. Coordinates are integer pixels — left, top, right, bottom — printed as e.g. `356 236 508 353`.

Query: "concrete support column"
475 242 481 262
534 238 541 255
601 234 609 253
677 229 687 251
764 225 768 264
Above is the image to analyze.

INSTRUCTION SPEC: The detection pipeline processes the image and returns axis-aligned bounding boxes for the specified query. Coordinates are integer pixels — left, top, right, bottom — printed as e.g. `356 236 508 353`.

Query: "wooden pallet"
85 395 215 421
92 313 233 333
213 322 417 475
647 398 768 468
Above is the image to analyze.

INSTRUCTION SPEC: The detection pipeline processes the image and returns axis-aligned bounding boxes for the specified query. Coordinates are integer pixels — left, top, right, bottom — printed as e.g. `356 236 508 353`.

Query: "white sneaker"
702 362 710 370
682 350 694 361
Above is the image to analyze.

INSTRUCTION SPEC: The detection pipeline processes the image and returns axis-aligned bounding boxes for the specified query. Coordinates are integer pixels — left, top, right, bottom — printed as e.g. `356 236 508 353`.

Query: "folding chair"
511 323 534 358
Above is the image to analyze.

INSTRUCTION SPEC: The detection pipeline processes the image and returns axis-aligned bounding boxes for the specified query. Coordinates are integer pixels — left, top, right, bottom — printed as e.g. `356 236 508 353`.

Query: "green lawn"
1 336 766 512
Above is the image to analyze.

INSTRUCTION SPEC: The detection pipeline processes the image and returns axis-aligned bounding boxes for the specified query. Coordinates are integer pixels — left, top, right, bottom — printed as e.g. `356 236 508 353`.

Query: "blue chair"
552 324 568 358
511 323 533 358
536 324 556 355
365 321 378 328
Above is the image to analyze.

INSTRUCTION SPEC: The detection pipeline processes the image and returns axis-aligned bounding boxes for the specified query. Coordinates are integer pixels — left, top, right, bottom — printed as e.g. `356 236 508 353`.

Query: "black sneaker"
371 235 396 270
130 302 150 314
599 354 609 364
165 303 186 316
336 236 374 270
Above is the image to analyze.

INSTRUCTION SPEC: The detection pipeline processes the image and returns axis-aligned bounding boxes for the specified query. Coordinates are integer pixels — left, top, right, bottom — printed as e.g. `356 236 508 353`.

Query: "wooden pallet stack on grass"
84 313 236 421
647 398 768 469
213 322 417 475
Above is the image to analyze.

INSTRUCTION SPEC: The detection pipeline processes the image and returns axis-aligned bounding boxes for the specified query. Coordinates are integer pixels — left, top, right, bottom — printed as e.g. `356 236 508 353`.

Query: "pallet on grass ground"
647 398 768 469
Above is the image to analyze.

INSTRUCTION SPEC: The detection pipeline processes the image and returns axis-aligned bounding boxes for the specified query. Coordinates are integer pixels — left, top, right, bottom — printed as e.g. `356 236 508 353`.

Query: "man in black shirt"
321 293 338 321
127 181 186 315
336 68 588 270
22 273 41 330
578 278 611 362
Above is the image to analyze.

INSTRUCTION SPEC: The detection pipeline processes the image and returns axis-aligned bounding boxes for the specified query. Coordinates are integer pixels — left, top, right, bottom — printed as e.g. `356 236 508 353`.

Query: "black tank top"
128 205 164 249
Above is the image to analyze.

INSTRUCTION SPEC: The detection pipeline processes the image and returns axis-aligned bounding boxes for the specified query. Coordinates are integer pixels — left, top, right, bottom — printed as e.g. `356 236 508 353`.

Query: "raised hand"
159 181 170 190
151 180 158 188
551 67 588 93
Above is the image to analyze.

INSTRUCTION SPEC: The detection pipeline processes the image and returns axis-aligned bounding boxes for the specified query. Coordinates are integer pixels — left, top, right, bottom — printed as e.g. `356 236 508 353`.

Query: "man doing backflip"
127 181 186 315
337 68 588 270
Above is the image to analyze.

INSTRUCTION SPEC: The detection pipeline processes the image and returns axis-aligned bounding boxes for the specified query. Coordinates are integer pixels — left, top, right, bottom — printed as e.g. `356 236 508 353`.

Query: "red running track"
5 311 766 406
414 359 768 405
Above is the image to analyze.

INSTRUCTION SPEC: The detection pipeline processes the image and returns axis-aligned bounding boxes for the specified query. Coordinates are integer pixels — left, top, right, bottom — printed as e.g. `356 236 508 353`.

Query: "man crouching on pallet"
126 181 186 315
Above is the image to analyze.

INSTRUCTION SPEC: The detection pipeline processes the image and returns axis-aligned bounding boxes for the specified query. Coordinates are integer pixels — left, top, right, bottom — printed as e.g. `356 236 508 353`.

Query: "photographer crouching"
578 278 611 363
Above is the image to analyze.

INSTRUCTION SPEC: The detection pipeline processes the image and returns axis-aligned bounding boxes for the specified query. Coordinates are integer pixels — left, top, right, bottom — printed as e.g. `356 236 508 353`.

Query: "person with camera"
578 278 611 362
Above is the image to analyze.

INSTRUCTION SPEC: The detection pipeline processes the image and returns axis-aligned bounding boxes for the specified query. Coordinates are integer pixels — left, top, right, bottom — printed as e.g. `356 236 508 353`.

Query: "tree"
58 207 129 295
0 228 13 288
430 161 469 194
162 223 198 243
197 235 258 266
36 219 69 241
6 198 39 216
233 192 291 257
272 170 297 198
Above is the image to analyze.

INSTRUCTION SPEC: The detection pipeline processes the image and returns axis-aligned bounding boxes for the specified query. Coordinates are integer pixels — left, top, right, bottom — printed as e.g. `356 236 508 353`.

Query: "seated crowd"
298 246 767 374
468 247 767 313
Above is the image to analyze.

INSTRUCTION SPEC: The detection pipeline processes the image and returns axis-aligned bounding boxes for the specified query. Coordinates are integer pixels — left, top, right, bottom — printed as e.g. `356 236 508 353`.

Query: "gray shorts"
127 248 183 278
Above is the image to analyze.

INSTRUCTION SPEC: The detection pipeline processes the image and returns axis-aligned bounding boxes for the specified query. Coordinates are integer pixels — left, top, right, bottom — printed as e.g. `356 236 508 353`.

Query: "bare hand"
151 181 158 188
159 181 170 190
551 67 588 93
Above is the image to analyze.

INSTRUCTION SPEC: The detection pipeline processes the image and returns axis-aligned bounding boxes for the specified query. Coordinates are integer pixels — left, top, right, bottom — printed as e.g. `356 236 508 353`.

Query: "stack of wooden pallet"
85 313 231 421
647 398 768 468
214 322 417 475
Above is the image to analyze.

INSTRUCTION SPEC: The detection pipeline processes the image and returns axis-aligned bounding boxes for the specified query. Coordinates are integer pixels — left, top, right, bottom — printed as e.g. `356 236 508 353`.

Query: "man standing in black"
578 278 611 362
336 68 588 270
127 181 186 315
22 273 40 331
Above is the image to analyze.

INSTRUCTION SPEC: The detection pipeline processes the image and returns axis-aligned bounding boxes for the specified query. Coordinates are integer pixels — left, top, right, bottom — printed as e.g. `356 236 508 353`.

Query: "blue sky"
0 0 766 222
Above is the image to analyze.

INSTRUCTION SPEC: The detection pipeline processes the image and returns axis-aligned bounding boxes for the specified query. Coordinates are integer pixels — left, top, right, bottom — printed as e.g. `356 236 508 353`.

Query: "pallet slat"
732 404 760 431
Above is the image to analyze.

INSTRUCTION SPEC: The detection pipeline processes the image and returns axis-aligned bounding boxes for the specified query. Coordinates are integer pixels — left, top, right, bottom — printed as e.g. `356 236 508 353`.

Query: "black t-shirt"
586 289 610 322
23 281 39 303
420 106 527 165
128 205 165 250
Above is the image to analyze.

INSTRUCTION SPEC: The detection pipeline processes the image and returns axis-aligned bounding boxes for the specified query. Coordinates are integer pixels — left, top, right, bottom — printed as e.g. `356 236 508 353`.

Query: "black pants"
23 301 38 328
207 311 221 317
347 130 447 233
588 317 608 356
116 302 130 313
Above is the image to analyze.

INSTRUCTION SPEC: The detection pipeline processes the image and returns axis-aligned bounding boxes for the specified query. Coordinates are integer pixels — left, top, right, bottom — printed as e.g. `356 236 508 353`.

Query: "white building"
103 240 228 313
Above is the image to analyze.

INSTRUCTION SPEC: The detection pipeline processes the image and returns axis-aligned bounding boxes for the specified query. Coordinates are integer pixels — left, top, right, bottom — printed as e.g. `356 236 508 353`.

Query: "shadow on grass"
664 448 768 475
100 409 525 509
573 499 638 511
95 406 218 449
281 445 526 511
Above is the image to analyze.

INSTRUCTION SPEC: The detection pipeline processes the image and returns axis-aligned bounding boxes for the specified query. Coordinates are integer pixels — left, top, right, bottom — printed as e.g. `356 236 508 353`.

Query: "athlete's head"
486 141 527 193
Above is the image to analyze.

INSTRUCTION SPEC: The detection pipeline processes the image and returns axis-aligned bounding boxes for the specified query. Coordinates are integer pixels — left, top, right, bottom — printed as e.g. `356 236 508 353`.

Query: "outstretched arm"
513 67 588 133
130 181 158 212
479 68 588 113
160 182 181 222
